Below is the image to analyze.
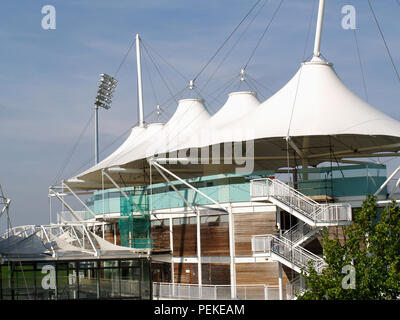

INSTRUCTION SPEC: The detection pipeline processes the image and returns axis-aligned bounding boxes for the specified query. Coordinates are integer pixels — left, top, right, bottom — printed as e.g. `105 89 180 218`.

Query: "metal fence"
152 282 281 300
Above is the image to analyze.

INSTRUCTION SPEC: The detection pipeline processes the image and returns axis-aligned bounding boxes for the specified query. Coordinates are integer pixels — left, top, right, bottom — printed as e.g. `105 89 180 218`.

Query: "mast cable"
52 112 94 185
243 0 284 71
367 0 400 83
199 0 269 95
192 0 263 82
353 28 369 101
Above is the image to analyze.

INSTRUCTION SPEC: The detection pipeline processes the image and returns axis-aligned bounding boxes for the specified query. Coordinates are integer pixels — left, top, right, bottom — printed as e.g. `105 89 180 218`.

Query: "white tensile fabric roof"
241 57 400 139
77 122 164 178
0 225 148 261
68 56 400 189
178 91 261 149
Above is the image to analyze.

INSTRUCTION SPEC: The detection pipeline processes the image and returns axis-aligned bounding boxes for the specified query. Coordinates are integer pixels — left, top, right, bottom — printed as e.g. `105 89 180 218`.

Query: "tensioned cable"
302 0 317 61
65 85 188 180
114 37 136 77
192 0 263 82
52 112 94 185
245 77 267 100
353 28 369 102
141 45 160 108
285 0 317 185
246 73 274 94
141 39 189 84
53 36 138 184
199 0 269 95
243 0 284 71
287 0 317 137
65 2 310 183
141 41 180 104
61 2 276 181
367 0 400 83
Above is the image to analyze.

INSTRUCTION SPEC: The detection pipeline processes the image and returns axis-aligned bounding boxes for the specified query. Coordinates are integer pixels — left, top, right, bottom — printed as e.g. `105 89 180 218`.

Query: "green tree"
299 195 400 300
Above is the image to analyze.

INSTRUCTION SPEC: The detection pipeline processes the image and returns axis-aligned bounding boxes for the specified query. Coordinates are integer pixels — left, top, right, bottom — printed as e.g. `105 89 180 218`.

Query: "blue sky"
0 0 399 229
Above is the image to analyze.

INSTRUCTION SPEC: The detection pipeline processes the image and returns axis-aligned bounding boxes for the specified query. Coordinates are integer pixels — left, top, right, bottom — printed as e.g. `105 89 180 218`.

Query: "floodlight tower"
94 73 117 164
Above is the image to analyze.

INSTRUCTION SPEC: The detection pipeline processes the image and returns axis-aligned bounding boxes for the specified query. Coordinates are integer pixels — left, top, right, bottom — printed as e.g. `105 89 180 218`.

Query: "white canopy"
178 91 261 149
240 57 400 139
0 224 147 261
77 122 164 178
69 57 400 189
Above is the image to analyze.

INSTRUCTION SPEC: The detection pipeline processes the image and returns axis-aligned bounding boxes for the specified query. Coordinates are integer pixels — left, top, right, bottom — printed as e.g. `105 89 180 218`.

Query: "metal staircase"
252 234 326 274
250 178 352 288
281 221 320 247
250 178 352 227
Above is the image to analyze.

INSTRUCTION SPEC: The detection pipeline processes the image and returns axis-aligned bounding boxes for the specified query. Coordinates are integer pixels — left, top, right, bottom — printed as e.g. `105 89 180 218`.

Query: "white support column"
170 216 175 285
95 105 99 164
277 206 283 300
151 160 227 212
276 207 281 230
102 170 130 201
63 182 96 219
102 223 105 239
196 210 202 296
49 189 82 222
228 205 237 299
136 34 144 127
313 0 326 57
102 169 105 216
375 165 400 196
49 190 52 224
113 222 117 245
278 262 283 300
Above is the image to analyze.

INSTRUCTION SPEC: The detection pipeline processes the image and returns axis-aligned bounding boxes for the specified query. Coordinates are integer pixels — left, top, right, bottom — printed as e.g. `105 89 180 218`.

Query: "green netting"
118 189 153 249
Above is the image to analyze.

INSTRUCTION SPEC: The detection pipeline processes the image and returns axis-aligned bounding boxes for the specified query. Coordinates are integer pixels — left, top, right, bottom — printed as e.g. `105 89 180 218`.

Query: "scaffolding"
118 188 153 249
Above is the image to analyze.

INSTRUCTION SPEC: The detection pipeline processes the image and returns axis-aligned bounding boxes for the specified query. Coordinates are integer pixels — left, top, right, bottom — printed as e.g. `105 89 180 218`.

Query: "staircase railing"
286 276 307 300
251 178 352 225
282 221 314 245
252 234 326 274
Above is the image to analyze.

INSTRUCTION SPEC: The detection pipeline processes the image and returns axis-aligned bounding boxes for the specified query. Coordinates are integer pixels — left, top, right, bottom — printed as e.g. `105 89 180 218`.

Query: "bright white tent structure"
77 122 164 178
68 55 400 190
65 0 400 190
0 224 148 260
69 98 212 188
242 56 400 139
178 91 261 149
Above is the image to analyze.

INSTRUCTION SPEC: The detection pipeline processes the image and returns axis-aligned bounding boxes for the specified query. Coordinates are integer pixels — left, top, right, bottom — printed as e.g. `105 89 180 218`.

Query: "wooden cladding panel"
236 262 293 286
104 231 120 246
151 226 170 251
234 212 276 256
173 263 230 285
201 263 230 285
200 222 229 256
172 219 230 257
174 263 198 284
173 224 197 257
152 262 171 283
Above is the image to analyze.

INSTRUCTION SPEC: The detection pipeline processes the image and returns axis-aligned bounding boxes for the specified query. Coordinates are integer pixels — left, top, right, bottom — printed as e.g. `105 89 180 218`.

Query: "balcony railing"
250 178 352 225
152 282 281 300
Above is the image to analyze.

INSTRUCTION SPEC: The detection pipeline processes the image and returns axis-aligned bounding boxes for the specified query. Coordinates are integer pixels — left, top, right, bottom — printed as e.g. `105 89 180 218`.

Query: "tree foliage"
299 196 400 300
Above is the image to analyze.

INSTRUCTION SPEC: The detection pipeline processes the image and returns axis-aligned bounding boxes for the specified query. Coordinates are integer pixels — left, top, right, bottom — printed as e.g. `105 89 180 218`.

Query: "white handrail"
251 178 352 224
252 234 326 273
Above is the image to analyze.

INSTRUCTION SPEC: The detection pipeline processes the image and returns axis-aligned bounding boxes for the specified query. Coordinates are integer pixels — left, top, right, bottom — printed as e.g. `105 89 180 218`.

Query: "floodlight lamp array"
95 73 118 110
